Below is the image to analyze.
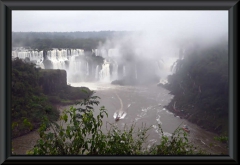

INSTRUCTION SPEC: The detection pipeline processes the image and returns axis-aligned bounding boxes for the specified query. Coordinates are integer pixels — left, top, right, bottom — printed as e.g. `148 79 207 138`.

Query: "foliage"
27 93 205 155
11 58 92 138
12 31 134 51
152 125 205 155
12 58 59 138
214 135 228 144
165 40 228 135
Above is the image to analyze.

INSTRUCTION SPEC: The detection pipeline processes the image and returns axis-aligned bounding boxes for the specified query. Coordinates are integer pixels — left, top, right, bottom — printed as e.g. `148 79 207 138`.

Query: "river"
12 82 228 155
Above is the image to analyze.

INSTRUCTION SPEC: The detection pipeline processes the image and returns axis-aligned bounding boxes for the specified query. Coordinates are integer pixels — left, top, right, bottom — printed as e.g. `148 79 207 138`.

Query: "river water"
12 82 228 155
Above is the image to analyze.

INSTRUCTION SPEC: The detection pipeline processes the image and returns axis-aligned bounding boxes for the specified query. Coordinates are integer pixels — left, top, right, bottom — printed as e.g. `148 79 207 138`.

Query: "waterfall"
95 65 99 79
93 49 99 56
67 49 71 56
12 49 44 64
99 60 111 82
13 48 151 83
46 49 68 70
17 51 30 59
86 62 89 76
35 51 44 68
67 55 83 83
12 50 18 59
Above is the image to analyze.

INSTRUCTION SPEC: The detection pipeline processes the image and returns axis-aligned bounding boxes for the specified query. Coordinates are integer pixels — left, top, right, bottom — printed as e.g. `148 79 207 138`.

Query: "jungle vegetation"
163 39 228 135
12 58 92 138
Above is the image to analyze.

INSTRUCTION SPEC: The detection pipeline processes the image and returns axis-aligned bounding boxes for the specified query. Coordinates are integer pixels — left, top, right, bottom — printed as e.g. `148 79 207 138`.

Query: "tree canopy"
165 40 228 135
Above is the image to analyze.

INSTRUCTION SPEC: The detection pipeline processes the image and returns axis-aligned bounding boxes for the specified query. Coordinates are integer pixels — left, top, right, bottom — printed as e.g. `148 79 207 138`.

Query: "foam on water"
113 111 127 119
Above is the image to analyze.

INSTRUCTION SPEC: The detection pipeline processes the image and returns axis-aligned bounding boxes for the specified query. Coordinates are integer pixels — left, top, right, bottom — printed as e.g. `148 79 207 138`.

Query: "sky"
12 10 228 34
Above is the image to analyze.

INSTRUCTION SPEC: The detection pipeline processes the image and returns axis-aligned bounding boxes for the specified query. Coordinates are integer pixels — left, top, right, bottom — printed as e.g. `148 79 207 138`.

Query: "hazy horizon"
12 10 228 32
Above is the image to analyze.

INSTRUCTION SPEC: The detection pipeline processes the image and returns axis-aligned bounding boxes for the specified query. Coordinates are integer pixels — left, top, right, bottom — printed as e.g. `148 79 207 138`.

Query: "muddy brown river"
12 82 228 155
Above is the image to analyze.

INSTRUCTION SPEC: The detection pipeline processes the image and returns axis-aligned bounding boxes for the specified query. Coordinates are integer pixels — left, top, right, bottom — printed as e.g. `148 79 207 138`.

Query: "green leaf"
63 113 68 122
91 128 95 134
59 130 64 137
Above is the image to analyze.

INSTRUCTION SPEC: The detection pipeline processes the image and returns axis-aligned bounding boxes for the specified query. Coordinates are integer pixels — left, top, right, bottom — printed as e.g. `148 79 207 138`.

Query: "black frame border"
0 0 238 164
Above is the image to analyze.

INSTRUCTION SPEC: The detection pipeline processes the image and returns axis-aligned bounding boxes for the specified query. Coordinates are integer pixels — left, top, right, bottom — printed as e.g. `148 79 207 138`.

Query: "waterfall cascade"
12 47 165 84
86 62 89 76
12 49 43 62
95 65 99 79
99 60 111 82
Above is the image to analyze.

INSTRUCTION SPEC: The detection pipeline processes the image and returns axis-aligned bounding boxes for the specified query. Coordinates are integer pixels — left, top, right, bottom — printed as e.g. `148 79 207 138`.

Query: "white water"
12 47 178 84
99 60 111 82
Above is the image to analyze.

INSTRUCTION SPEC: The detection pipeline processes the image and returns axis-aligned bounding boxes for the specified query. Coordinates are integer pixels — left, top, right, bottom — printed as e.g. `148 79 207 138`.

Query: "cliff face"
39 69 67 95
38 69 92 101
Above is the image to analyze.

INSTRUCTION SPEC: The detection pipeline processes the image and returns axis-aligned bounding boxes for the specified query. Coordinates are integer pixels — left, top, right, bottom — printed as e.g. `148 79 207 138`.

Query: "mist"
12 10 228 84
96 27 228 84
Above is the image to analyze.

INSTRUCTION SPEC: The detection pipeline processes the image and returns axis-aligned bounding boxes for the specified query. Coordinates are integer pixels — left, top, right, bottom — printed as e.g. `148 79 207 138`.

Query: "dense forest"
12 58 92 138
163 39 228 135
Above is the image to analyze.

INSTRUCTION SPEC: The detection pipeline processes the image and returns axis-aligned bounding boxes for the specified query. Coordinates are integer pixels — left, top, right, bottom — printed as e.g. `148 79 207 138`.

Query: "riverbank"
164 97 228 136
157 82 228 136
12 105 70 155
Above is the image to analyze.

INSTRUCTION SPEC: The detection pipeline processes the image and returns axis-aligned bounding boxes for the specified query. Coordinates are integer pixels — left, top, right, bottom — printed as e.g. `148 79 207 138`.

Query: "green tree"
12 58 59 138
165 40 228 135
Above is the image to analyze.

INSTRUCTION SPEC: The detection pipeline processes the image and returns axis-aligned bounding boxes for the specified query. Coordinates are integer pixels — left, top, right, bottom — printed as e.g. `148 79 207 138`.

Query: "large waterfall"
12 47 165 84
12 48 119 83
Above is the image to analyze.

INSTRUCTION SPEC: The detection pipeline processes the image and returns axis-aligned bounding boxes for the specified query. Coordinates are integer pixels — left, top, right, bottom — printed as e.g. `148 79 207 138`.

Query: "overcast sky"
12 10 228 34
